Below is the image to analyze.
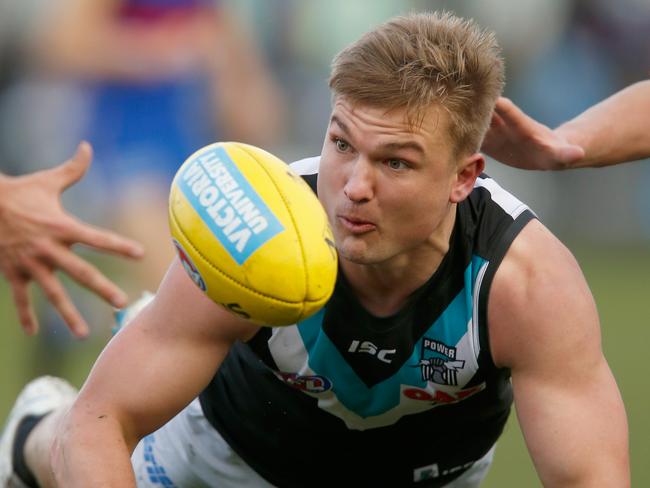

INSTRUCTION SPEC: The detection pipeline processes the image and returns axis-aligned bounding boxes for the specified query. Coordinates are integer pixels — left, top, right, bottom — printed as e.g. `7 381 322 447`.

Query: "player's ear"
450 153 484 203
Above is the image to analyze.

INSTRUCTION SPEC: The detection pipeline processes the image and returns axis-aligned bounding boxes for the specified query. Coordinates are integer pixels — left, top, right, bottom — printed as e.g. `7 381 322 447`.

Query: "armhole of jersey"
476 210 536 370
246 327 278 369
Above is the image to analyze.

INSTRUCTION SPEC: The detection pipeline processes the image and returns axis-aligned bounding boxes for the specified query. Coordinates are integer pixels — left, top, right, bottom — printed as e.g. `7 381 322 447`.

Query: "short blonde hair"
329 11 504 155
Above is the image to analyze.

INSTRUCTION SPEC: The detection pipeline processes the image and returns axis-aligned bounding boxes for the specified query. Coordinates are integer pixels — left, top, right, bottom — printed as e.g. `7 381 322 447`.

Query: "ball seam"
238 144 311 308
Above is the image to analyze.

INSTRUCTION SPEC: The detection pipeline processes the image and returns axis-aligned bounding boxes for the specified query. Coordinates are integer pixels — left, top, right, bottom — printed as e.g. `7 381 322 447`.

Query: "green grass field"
1 244 648 486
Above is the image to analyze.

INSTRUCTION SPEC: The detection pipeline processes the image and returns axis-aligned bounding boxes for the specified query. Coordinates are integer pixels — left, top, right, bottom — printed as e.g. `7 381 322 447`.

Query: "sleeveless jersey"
199 156 536 487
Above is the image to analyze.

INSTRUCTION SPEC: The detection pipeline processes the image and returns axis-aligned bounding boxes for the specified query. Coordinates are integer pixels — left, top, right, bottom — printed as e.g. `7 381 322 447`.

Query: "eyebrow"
329 115 425 155
330 115 350 136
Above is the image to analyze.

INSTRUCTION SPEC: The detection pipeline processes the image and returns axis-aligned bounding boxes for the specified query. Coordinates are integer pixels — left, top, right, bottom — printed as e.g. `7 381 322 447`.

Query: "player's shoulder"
289 156 320 193
459 174 536 262
469 173 533 220
487 218 597 368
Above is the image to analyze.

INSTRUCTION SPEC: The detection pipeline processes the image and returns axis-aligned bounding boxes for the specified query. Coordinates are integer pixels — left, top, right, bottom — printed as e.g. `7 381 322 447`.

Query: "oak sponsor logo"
403 383 485 406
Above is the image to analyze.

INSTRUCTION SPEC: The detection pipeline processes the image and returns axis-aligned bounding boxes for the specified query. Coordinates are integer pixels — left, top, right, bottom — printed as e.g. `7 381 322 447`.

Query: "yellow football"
168 142 337 326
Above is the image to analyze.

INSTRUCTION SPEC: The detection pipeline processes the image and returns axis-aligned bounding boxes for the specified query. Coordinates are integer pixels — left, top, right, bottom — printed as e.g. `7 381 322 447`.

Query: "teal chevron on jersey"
294 259 487 419
424 255 487 349
297 310 419 416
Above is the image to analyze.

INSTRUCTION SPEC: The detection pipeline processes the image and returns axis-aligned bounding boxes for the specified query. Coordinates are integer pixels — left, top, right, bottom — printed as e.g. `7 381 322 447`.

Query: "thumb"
558 144 585 163
53 141 94 191
556 144 586 168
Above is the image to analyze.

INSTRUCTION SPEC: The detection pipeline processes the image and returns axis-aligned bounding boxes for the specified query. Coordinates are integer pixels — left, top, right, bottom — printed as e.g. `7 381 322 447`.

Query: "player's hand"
481 97 586 170
0 142 144 337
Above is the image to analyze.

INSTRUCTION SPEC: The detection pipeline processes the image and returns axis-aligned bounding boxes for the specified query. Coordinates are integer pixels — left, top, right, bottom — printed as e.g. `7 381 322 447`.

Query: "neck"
341 205 457 317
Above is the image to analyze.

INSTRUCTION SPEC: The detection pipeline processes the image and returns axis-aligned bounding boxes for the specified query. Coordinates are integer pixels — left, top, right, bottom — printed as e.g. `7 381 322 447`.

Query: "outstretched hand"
0 142 144 337
481 97 585 170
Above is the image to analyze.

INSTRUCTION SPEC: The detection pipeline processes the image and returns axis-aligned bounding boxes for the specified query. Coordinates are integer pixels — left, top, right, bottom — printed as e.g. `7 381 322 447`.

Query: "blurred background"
0 0 648 485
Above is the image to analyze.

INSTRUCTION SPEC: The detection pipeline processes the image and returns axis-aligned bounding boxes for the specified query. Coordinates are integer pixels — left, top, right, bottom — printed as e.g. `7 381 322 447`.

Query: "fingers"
7 276 39 336
67 218 145 259
44 243 129 308
25 256 90 338
493 97 534 130
489 111 505 129
52 141 94 192
493 97 551 137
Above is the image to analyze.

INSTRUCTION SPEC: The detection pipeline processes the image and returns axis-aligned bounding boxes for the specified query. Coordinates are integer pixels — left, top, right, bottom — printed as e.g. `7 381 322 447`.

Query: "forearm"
556 80 650 168
514 364 629 487
52 406 138 487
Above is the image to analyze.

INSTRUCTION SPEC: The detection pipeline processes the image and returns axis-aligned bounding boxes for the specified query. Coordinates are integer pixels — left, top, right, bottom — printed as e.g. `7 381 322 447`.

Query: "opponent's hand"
0 142 144 337
481 97 585 170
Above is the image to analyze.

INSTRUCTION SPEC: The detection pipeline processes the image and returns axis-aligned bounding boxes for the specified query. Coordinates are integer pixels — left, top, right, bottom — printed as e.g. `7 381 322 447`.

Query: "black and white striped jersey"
199 156 536 487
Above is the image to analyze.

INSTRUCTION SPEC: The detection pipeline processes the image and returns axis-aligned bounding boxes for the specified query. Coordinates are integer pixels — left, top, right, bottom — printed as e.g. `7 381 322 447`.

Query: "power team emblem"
418 338 465 386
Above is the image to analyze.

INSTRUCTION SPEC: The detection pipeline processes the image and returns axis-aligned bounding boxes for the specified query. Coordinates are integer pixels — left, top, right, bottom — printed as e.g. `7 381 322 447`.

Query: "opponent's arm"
51 258 259 487
556 80 650 168
0 142 143 336
488 220 629 487
482 81 650 170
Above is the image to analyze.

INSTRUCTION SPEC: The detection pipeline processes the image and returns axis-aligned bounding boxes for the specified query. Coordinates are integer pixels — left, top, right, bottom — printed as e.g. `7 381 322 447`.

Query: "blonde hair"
329 11 504 155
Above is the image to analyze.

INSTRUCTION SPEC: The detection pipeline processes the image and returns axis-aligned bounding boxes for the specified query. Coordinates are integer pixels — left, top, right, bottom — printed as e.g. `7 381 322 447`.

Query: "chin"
338 242 383 265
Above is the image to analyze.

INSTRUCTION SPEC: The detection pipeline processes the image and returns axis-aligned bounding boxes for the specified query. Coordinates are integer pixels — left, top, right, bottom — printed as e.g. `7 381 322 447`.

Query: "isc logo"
348 340 396 364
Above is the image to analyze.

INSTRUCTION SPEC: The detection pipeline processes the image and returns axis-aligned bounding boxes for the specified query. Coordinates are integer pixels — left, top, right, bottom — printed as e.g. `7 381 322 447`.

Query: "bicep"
489 220 629 486
73 258 258 448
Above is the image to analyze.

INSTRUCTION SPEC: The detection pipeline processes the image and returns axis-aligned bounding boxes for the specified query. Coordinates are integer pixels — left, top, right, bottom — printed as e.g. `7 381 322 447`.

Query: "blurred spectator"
229 0 415 158
0 0 286 378
2 0 286 296
29 0 287 293
0 0 60 174
493 0 649 128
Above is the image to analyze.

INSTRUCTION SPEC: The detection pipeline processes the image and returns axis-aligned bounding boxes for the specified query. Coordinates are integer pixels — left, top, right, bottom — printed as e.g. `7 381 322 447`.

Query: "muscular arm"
488 220 629 486
482 81 650 170
556 81 650 168
51 258 259 487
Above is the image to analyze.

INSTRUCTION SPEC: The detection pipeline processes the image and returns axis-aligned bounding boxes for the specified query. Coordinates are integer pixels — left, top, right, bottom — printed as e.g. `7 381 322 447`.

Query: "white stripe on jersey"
474 177 534 219
289 156 320 176
471 260 489 360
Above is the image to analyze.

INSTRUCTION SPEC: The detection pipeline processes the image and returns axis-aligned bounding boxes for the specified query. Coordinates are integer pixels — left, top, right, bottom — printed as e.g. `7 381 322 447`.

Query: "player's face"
318 98 472 266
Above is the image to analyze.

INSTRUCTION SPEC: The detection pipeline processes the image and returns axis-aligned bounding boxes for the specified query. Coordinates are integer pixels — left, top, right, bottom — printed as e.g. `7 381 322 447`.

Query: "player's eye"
387 159 408 170
335 138 350 152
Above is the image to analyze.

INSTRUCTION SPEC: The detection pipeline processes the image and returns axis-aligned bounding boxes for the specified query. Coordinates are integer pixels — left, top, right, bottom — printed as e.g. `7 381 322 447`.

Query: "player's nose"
343 157 374 203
